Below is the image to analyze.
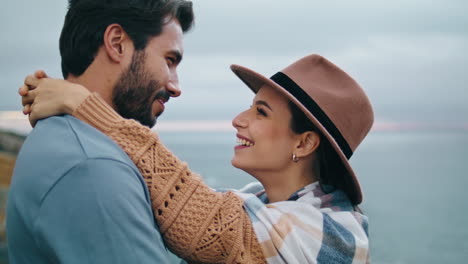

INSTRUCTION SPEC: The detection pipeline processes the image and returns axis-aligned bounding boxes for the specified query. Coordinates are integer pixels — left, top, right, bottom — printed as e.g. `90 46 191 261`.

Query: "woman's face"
231 85 299 176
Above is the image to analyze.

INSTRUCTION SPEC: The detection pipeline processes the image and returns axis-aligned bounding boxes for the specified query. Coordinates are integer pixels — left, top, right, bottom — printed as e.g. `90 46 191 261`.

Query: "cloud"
1 0 467 122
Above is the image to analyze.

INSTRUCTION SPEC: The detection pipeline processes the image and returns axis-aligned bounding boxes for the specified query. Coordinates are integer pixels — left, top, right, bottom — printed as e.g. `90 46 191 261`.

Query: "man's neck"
66 62 117 108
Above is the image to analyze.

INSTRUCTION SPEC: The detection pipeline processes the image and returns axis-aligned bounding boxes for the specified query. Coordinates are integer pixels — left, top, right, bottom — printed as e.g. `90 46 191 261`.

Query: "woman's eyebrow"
255 100 273 111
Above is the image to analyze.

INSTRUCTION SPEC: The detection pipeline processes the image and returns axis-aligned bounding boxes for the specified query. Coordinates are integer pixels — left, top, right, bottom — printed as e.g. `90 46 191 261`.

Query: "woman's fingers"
21 89 36 107
34 70 48 79
24 74 40 88
22 104 31 115
22 70 47 93
18 85 29 96
20 71 49 121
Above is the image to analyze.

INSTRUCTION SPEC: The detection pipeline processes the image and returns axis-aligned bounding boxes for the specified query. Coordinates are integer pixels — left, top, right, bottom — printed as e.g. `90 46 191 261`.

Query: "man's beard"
112 50 169 128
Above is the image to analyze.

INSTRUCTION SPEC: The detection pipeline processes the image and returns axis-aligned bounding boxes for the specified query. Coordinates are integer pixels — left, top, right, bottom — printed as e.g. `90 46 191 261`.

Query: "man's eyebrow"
168 50 183 64
255 100 273 111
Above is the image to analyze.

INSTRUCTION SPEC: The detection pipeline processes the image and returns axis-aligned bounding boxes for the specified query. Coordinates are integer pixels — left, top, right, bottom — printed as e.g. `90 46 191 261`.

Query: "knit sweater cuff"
72 93 123 132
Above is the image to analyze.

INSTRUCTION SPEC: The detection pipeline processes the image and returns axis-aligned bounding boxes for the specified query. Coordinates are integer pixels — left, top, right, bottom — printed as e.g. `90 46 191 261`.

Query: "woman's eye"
256 107 267 116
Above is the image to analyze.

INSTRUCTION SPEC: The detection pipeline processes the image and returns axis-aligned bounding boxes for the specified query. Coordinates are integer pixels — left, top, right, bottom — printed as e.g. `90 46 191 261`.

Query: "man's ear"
103 24 131 63
294 131 320 159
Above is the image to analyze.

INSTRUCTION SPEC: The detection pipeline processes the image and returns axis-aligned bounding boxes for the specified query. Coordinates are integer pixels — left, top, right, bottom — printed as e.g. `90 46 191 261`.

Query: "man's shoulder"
8 120 169 264
26 115 131 162
10 115 141 205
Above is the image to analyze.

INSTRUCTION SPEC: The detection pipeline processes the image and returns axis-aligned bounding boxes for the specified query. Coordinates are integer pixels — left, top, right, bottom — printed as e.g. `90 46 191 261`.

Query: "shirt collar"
257 182 321 203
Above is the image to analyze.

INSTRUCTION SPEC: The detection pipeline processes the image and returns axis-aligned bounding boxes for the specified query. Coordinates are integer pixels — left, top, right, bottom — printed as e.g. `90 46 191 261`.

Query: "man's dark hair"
60 0 194 78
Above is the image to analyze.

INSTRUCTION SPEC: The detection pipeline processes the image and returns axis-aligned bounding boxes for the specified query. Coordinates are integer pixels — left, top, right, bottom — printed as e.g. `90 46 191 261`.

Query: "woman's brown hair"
288 101 353 197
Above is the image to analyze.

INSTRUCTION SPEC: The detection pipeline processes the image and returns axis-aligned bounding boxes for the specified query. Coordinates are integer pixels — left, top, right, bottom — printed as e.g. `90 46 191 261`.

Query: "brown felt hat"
230 54 374 204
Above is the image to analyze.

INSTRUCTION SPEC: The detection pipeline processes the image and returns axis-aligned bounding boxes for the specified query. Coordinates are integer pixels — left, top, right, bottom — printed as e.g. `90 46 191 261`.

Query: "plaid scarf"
235 182 370 264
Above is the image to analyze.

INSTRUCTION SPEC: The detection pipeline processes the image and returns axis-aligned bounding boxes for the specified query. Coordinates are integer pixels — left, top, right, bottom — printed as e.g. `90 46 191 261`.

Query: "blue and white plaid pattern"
235 182 369 264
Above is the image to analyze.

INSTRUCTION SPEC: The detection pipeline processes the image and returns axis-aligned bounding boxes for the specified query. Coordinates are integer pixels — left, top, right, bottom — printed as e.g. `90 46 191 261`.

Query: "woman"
21 54 373 263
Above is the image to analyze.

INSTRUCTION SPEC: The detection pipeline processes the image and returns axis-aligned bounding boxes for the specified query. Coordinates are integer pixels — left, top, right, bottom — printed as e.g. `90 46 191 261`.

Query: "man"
6 0 194 263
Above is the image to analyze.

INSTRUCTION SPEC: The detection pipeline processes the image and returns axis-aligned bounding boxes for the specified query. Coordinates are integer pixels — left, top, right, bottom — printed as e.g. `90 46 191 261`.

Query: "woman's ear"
103 24 131 63
295 131 320 158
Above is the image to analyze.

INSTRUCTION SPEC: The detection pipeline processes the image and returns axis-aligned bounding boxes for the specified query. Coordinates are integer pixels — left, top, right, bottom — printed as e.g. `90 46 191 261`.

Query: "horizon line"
0 111 467 134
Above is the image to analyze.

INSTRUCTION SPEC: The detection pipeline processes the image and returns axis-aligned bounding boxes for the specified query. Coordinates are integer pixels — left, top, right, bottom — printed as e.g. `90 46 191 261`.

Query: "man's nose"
167 81 181 97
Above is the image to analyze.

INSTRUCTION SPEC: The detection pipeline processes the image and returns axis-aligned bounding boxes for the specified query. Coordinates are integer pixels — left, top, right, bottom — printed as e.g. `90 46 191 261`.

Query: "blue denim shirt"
7 115 178 263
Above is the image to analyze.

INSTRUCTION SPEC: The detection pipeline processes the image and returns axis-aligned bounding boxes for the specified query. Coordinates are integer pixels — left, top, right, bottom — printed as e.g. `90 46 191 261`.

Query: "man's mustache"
153 89 171 103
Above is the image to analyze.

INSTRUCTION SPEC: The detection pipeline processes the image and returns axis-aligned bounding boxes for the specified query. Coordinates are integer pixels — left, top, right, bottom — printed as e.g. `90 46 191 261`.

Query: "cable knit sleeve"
72 93 266 264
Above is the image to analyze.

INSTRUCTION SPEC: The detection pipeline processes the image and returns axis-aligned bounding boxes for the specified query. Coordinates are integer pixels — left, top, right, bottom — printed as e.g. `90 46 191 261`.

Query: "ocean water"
158 130 468 264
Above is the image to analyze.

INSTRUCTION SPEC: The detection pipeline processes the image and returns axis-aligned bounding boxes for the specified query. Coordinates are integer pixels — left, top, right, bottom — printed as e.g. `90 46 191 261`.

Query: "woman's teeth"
236 137 254 147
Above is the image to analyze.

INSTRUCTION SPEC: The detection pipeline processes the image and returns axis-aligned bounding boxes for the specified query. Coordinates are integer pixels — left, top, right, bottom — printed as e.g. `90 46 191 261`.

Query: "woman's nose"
232 110 248 129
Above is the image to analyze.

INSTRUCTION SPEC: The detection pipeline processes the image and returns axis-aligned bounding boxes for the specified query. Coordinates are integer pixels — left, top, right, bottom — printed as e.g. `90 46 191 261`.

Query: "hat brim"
230 64 363 204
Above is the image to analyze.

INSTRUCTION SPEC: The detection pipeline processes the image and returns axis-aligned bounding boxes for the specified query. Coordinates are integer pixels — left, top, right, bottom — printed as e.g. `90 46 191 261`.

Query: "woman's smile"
235 134 255 150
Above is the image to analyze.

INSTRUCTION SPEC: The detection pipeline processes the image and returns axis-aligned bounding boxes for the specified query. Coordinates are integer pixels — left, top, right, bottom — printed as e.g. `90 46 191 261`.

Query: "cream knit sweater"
73 94 266 264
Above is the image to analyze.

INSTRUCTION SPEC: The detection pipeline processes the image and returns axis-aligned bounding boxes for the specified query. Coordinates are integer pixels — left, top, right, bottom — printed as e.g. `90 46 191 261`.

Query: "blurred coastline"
0 128 25 262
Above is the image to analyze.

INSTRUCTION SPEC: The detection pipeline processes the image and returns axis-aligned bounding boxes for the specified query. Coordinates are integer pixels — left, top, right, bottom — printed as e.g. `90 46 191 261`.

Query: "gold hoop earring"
292 154 300 162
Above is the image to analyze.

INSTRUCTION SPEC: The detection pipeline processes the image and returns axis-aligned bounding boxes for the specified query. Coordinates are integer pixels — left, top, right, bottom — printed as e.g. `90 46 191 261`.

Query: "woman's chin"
231 158 249 171
231 158 241 169
232 159 256 177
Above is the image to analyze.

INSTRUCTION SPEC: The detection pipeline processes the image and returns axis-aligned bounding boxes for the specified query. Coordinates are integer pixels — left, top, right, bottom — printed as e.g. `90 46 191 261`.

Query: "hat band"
270 72 353 159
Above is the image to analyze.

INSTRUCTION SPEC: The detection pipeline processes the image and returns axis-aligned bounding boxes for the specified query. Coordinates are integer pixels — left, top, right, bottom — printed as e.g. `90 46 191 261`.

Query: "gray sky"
1 0 467 124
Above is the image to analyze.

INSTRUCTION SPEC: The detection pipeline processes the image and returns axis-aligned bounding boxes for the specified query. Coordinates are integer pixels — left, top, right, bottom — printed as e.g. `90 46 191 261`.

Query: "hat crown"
281 54 374 152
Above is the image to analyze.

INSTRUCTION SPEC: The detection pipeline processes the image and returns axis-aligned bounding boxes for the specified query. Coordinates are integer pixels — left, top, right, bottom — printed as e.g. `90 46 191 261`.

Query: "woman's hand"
20 70 91 127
